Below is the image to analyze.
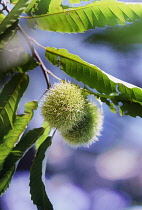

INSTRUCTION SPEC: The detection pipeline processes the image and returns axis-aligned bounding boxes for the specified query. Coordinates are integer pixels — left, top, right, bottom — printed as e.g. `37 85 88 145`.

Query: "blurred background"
1 0 142 209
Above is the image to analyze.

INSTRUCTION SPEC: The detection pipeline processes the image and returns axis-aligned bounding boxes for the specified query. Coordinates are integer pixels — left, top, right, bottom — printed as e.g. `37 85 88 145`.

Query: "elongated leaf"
86 20 142 45
25 1 142 33
0 73 29 140
30 137 53 210
35 122 50 150
45 47 142 117
0 0 33 36
45 47 118 94
0 167 15 196
85 87 142 117
25 0 89 16
0 101 38 169
0 115 29 169
0 127 45 196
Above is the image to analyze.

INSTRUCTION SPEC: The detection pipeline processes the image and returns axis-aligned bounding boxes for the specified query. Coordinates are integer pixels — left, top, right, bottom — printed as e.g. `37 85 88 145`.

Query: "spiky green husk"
61 103 103 147
41 82 86 131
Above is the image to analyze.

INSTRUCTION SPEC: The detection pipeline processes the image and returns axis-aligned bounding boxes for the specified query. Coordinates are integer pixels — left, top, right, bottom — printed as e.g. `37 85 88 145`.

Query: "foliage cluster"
1 0 142 209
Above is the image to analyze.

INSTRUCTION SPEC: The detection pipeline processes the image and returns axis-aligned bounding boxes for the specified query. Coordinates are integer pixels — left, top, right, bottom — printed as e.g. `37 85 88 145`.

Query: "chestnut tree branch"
18 24 51 89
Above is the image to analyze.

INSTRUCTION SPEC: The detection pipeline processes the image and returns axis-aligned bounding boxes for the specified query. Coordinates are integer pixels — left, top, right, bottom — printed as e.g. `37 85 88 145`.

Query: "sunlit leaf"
0 101 38 169
0 73 29 140
30 136 53 210
45 47 142 117
0 127 45 196
25 0 90 16
0 13 5 24
35 122 50 150
48 0 63 13
45 47 117 94
69 0 81 3
0 0 33 36
25 1 142 33
25 0 52 15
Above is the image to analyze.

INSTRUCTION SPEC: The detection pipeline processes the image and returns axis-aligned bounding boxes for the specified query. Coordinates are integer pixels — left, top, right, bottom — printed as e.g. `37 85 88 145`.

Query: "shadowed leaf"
0 127 46 196
35 122 50 150
30 137 53 210
86 20 142 46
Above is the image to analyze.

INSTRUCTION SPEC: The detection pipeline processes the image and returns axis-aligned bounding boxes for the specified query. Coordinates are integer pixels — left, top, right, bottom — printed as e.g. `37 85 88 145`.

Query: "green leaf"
25 0 52 15
0 73 29 140
86 20 142 45
0 101 38 169
85 87 142 117
30 137 53 210
0 0 34 36
10 0 20 3
25 1 142 33
24 100 38 113
25 0 90 16
69 0 81 3
0 127 45 196
69 0 89 4
48 0 63 13
0 13 5 24
45 47 142 118
45 47 117 94
35 122 50 150
84 88 118 113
